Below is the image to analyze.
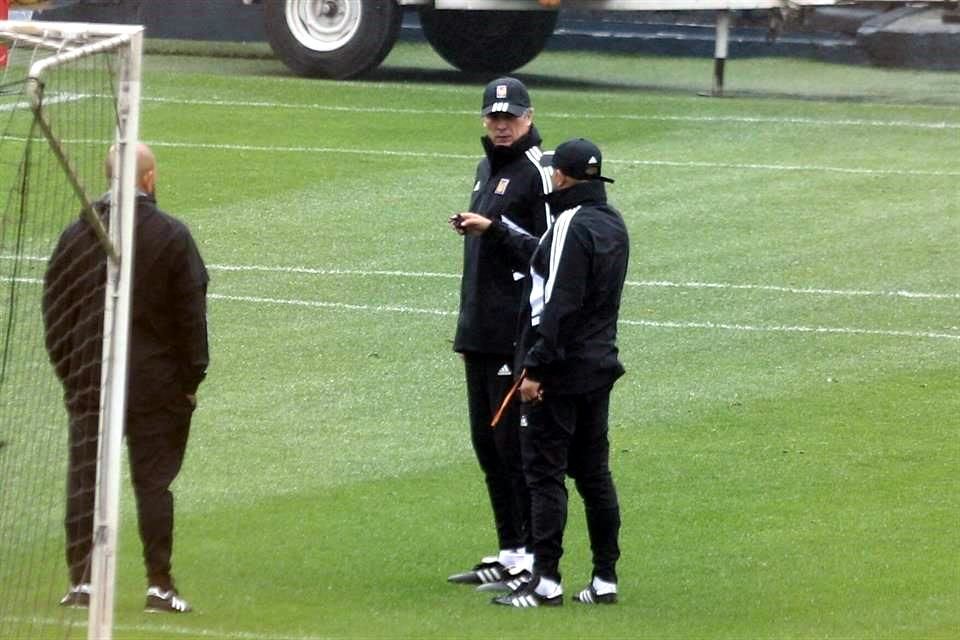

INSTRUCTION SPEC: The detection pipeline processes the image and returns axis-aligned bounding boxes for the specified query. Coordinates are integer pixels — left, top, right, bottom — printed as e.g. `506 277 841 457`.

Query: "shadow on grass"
364 64 766 102
362 64 960 107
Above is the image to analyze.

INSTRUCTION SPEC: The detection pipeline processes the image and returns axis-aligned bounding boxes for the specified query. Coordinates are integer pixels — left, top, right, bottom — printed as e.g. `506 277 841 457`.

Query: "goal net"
0 20 142 640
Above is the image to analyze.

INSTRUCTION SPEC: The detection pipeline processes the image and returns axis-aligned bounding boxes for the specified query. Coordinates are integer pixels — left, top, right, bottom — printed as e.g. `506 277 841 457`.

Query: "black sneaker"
144 586 192 613
59 583 91 608
574 583 618 605
447 558 508 585
492 577 562 608
475 566 532 593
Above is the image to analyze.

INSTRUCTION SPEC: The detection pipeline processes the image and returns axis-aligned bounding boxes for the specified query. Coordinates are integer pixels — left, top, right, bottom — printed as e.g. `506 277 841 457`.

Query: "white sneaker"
574 577 618 604
144 586 192 613
59 583 91 608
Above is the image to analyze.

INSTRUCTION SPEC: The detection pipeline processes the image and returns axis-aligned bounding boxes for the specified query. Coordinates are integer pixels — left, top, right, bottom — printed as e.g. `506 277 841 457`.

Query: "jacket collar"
96 190 156 204
545 180 608 213
481 124 543 172
92 191 156 220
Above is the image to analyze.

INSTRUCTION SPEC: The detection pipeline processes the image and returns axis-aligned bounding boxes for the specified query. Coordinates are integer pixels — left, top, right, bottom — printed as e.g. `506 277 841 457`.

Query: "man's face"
483 112 532 147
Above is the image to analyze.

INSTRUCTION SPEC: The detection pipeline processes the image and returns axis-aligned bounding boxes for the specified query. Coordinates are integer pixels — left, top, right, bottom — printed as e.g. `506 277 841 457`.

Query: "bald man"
43 143 208 613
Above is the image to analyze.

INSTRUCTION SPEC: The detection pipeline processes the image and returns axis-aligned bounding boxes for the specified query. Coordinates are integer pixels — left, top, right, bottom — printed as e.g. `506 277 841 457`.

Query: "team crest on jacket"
495 178 510 195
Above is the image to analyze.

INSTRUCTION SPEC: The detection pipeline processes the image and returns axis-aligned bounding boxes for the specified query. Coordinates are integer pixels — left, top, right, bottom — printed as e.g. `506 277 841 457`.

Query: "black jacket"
518 181 629 395
453 126 553 356
43 193 209 414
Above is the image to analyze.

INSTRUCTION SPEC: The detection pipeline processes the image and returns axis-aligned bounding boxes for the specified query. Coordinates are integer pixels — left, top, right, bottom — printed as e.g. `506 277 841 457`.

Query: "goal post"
0 19 142 640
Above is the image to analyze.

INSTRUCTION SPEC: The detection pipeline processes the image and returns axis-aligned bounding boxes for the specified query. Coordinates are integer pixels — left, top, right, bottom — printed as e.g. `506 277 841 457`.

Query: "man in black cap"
446 77 553 588
472 138 629 608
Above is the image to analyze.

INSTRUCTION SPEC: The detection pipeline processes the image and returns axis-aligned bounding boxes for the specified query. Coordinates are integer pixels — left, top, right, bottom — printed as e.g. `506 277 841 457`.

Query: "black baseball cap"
551 138 615 184
481 77 531 117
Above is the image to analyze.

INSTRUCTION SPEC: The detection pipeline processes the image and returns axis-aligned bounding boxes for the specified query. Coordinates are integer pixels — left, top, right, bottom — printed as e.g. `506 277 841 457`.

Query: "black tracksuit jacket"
43 193 209 415
453 126 553 357
515 181 630 395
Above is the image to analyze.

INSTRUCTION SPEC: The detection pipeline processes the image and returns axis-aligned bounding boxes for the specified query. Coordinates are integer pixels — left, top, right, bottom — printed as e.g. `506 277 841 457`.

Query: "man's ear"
142 169 156 194
552 167 568 190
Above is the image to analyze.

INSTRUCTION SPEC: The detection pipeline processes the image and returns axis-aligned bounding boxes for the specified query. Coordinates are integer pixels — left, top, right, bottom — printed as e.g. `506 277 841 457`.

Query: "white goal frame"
0 19 143 640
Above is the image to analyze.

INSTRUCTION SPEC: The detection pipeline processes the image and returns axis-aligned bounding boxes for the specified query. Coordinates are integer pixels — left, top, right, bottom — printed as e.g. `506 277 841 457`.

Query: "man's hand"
538 0 562 7
449 212 492 236
519 377 543 404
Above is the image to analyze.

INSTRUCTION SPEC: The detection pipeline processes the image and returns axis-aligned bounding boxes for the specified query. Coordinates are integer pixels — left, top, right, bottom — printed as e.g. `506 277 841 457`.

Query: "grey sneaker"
59 583 91 608
144 586 192 613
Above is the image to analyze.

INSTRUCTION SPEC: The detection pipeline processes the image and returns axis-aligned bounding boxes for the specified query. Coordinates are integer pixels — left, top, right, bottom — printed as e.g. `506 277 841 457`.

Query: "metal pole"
87 26 143 640
713 10 731 97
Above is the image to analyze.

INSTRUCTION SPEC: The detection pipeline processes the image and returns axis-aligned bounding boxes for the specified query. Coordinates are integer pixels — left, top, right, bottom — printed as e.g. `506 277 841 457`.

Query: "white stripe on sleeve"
544 206 581 305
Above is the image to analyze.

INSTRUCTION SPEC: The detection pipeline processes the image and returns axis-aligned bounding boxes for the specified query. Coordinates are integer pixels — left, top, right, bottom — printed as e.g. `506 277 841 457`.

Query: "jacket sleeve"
523 218 590 380
42 229 76 382
170 228 209 394
484 218 541 270
485 169 553 270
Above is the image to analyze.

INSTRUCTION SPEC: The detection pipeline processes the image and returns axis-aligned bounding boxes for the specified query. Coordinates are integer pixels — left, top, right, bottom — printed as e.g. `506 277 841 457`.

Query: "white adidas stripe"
479 567 502 583
544 206 581 306
513 593 538 608
525 146 554 233
525 147 553 197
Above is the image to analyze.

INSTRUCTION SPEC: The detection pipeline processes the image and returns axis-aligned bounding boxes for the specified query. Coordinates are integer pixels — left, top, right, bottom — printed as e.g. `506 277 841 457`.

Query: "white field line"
200 77 960 113
135 141 960 178
7 260 958 340
140 96 960 131
7 277 959 341
1 616 333 640
623 278 960 301
207 264 960 301
209 293 960 342
614 157 960 177
209 293 453 317
0 91 89 112
619 318 960 341
1 135 955 177
6 256 960 300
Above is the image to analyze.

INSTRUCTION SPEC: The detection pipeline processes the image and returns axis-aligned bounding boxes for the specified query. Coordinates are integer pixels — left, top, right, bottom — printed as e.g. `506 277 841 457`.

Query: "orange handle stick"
490 369 526 428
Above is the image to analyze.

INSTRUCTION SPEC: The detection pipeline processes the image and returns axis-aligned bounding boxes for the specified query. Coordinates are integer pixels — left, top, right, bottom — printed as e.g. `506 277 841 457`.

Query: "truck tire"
264 0 402 79
418 8 558 74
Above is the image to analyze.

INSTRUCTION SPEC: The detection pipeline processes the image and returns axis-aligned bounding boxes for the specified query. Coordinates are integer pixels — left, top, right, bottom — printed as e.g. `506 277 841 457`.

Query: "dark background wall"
33 0 960 70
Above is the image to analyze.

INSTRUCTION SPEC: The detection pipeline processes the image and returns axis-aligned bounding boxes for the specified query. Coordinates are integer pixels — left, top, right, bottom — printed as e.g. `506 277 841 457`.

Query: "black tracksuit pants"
65 403 192 590
464 353 531 551
521 385 621 584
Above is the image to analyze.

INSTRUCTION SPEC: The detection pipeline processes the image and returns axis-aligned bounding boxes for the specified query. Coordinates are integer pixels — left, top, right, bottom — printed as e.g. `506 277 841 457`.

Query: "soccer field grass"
6 40 960 638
